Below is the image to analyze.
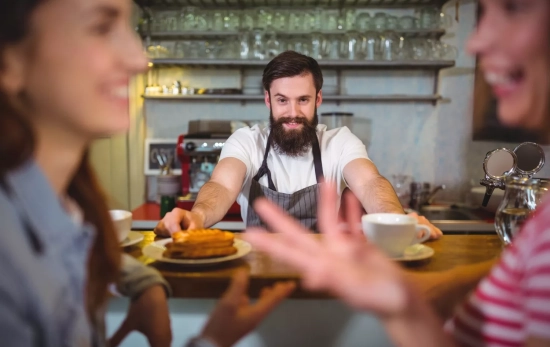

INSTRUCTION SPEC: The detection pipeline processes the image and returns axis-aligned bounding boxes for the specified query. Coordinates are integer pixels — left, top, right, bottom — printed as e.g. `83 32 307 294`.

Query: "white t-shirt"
219 124 370 222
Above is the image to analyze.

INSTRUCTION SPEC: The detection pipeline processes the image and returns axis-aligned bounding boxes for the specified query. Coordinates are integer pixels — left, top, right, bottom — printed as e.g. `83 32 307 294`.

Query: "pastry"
164 229 237 259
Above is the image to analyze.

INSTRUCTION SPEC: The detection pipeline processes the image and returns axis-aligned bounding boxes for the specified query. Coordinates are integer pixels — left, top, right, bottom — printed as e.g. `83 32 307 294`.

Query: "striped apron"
246 133 324 232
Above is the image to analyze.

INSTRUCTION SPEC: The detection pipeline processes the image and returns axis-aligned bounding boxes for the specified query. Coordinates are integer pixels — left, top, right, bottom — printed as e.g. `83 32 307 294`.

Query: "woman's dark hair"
262 50 324 93
0 1 121 321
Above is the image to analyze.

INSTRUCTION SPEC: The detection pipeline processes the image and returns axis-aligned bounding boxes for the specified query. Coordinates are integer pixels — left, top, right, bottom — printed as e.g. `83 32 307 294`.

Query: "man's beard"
269 108 319 157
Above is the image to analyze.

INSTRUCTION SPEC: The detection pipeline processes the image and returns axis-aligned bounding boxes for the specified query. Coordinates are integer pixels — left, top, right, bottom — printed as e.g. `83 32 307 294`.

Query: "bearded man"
155 51 441 238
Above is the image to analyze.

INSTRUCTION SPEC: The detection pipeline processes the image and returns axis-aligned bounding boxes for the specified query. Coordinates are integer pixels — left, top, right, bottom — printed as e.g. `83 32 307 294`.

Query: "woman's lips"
485 71 523 99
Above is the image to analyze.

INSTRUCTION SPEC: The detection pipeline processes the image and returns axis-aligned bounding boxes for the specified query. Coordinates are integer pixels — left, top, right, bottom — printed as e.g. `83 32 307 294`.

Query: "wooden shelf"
149 58 455 69
142 94 443 103
135 0 447 9
145 28 446 39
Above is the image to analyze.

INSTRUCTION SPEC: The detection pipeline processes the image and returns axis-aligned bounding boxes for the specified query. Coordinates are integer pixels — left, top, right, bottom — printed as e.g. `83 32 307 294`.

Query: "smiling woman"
0 0 150 344
471 0 550 143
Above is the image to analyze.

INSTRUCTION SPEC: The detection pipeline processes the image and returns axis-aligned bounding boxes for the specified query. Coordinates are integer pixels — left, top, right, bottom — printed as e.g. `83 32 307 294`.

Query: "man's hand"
407 212 443 239
200 271 295 347
109 285 172 347
154 208 205 237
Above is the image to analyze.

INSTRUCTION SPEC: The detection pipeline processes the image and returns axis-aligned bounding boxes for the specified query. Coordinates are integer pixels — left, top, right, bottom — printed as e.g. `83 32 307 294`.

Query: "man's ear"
264 90 271 109
316 90 323 108
0 45 27 96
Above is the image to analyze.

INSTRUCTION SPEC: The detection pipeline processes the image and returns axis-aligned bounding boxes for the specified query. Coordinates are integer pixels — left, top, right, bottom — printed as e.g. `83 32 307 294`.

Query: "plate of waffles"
143 229 252 265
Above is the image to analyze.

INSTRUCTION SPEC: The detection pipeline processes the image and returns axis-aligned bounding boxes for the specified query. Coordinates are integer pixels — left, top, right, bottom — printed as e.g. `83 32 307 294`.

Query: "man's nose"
290 101 301 116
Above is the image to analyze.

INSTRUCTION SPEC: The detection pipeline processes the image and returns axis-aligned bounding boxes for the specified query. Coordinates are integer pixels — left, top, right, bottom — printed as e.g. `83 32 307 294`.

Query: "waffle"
164 229 237 259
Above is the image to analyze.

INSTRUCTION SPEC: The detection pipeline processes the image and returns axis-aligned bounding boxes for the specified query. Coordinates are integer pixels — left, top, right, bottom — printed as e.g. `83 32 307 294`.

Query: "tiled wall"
143 1 550 204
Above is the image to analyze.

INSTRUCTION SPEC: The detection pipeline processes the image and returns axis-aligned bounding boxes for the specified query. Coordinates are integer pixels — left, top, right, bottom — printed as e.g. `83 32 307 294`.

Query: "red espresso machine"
176 120 241 218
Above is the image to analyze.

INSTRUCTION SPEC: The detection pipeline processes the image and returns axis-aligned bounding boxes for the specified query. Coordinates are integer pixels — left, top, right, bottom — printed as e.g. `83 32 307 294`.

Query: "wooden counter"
125 232 502 299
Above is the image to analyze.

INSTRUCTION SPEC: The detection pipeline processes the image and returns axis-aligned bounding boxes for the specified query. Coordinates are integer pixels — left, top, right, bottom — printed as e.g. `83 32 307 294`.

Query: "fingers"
108 319 132 347
317 182 341 237
153 221 171 237
414 214 443 239
156 208 187 235
343 190 364 237
222 270 249 305
249 281 295 320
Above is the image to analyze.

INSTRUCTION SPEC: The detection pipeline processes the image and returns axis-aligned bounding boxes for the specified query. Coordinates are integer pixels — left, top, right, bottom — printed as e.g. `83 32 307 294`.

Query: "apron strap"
253 134 277 191
311 135 324 183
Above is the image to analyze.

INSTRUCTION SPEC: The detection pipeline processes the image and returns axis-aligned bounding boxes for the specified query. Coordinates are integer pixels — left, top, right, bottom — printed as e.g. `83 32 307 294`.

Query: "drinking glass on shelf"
173 41 185 58
416 7 452 29
342 30 362 60
303 11 317 31
165 13 178 32
398 15 416 30
272 10 287 31
251 28 266 60
288 12 304 32
324 12 339 32
428 40 458 60
240 10 255 30
183 7 207 31
373 12 387 30
386 15 399 30
265 31 281 59
312 7 325 31
410 38 430 60
356 12 372 31
146 41 170 58
218 40 239 59
238 31 251 59
311 32 325 59
152 12 167 32
187 40 201 59
362 31 381 60
343 9 357 30
380 31 400 61
224 11 240 31
209 10 225 31
256 8 273 29
324 36 341 60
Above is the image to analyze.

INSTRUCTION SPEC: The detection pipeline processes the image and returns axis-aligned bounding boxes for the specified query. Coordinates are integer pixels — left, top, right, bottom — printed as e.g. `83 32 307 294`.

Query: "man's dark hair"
262 51 324 93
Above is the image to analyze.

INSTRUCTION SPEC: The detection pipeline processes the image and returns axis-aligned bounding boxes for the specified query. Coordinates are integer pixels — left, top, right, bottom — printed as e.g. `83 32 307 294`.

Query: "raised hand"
200 270 295 347
245 182 411 317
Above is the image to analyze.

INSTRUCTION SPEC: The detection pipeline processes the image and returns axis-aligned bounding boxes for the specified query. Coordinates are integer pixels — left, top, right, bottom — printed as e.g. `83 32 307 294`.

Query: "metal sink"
418 205 495 232
419 206 482 221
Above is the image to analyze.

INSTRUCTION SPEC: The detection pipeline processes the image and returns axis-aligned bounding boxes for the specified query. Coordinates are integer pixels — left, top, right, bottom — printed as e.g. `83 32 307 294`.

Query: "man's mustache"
274 117 308 125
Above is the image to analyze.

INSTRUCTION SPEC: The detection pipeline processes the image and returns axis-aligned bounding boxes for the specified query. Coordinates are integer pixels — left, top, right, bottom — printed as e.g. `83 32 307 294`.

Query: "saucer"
391 244 434 261
120 231 144 248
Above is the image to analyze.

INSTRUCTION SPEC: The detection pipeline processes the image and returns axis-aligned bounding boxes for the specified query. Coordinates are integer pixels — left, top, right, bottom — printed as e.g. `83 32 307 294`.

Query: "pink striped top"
446 198 550 346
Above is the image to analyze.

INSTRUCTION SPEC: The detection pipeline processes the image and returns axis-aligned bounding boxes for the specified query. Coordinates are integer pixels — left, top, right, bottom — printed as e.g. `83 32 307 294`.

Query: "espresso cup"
109 210 132 243
362 213 430 257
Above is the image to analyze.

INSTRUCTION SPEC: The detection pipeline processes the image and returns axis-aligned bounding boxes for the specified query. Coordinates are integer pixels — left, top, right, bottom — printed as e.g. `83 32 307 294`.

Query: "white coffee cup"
109 210 132 243
361 213 430 257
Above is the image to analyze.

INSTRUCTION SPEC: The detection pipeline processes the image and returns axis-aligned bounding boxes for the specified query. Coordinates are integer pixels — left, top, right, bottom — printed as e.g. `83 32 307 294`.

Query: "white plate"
391 244 434 262
143 238 252 266
120 231 144 248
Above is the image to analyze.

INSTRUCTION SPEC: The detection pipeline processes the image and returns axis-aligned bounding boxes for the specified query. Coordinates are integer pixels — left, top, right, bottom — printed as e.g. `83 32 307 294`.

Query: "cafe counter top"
125 232 502 299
